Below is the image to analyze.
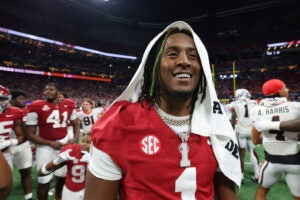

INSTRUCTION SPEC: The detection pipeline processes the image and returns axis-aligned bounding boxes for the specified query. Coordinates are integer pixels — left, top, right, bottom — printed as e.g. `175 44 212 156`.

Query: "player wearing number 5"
84 21 241 200
38 135 91 200
251 79 300 200
25 83 80 200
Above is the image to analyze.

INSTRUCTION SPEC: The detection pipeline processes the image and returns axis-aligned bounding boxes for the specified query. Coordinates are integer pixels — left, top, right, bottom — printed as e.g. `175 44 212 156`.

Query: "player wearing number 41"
250 79 300 200
84 21 242 200
25 83 80 200
38 135 91 200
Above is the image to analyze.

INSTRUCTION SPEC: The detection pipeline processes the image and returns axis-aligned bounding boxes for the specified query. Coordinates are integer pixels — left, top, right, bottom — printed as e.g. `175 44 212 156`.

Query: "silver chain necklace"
154 104 191 167
154 104 191 127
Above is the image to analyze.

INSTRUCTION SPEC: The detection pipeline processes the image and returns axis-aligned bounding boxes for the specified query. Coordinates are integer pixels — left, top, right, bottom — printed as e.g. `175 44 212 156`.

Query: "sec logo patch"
140 135 161 155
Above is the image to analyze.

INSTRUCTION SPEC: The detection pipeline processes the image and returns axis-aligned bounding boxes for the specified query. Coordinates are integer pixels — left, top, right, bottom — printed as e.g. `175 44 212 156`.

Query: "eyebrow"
164 46 197 52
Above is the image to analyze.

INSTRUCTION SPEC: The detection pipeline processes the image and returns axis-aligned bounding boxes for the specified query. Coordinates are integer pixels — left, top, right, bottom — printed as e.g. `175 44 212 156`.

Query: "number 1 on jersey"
175 167 196 200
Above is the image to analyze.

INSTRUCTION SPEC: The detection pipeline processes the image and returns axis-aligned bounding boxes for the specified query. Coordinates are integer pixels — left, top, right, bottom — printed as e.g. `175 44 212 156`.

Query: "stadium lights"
266 40 300 56
219 74 238 80
0 27 137 60
0 66 112 82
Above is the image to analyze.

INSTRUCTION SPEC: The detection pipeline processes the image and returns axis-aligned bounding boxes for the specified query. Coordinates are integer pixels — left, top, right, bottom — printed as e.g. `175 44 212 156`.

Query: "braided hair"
138 28 207 108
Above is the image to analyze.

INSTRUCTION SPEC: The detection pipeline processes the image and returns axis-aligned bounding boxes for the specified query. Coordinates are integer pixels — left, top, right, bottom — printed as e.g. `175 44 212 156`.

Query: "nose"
177 53 191 66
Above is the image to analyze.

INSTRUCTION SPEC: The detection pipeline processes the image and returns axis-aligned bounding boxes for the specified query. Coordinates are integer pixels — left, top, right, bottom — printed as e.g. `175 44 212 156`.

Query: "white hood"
113 21 242 187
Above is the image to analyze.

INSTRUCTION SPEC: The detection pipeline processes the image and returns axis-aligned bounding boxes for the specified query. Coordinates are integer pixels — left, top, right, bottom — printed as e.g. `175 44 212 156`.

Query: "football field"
8 145 292 200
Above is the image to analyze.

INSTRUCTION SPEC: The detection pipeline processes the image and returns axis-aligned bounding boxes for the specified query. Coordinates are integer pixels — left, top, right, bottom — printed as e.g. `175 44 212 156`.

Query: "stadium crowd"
1 67 299 106
1 30 299 103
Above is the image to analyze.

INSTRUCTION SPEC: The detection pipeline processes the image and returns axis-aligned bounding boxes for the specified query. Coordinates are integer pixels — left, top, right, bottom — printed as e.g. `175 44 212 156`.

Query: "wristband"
41 164 53 175
53 156 64 165
267 121 280 131
10 139 18 146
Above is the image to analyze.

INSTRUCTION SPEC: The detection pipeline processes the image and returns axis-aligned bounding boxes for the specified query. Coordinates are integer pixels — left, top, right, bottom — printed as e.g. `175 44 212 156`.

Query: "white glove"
253 119 280 132
80 151 90 163
0 139 18 151
53 149 76 165
40 163 54 175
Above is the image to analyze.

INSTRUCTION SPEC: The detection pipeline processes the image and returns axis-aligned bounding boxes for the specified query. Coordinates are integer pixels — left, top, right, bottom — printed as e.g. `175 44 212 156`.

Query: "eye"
167 51 178 57
189 52 198 60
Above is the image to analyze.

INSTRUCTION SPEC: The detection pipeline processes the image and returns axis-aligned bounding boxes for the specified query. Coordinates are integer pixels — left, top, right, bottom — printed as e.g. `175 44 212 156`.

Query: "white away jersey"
230 99 258 135
76 109 101 131
250 97 300 155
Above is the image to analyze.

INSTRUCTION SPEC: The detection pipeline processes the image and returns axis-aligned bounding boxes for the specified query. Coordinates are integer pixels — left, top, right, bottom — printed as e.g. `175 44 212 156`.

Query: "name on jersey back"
258 106 289 116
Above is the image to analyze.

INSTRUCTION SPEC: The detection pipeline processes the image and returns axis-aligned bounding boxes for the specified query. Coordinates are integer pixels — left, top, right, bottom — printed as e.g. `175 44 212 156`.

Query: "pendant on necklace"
179 141 191 167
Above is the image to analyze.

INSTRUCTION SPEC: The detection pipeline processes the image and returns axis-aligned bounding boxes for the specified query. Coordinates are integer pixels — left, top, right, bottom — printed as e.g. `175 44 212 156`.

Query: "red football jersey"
26 99 75 140
0 107 23 150
92 100 218 200
61 144 88 191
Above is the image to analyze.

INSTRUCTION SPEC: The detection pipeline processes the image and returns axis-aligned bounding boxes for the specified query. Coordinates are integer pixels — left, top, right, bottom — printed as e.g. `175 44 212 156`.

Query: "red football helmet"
0 85 11 114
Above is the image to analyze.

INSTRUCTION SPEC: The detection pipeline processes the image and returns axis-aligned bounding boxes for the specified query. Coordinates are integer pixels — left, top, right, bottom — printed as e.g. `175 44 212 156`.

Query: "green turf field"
8 145 293 200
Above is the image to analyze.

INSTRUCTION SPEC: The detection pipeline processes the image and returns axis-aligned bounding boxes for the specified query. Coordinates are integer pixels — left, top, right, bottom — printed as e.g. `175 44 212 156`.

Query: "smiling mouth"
174 73 192 78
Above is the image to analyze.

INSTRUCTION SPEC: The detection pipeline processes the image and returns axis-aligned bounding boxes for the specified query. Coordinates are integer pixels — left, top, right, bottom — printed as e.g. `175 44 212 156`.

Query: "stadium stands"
1 28 299 104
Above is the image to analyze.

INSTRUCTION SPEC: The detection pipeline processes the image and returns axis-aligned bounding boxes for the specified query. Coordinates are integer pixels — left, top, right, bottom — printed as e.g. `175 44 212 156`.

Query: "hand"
49 141 64 150
53 149 76 165
80 151 90 163
67 138 76 144
0 139 17 151
253 119 280 132
0 140 11 151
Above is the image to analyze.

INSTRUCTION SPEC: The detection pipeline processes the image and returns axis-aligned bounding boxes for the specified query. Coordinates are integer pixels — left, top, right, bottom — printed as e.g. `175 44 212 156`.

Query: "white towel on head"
113 21 242 187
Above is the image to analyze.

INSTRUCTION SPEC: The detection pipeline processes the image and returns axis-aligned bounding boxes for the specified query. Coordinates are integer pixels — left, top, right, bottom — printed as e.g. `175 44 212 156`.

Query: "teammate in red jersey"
38 135 91 200
0 85 25 199
84 21 241 200
0 85 25 167
9 90 34 200
251 79 300 200
25 83 80 200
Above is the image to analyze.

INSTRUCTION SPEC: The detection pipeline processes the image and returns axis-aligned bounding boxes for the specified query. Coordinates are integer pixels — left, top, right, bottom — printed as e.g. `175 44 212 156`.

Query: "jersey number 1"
175 167 196 200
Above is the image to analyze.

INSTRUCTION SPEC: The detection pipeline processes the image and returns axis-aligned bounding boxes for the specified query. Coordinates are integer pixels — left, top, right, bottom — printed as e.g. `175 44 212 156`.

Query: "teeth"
175 73 191 78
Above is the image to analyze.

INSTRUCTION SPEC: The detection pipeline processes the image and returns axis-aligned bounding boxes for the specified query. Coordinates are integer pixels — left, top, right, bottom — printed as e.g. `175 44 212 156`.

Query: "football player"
58 92 76 142
9 90 33 200
230 89 260 181
251 79 300 200
76 99 102 137
0 85 25 169
38 135 91 200
84 21 241 200
25 83 80 200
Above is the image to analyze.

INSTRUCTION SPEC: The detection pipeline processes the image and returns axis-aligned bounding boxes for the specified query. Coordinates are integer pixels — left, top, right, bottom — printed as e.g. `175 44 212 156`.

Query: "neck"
157 96 194 116
47 98 59 104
